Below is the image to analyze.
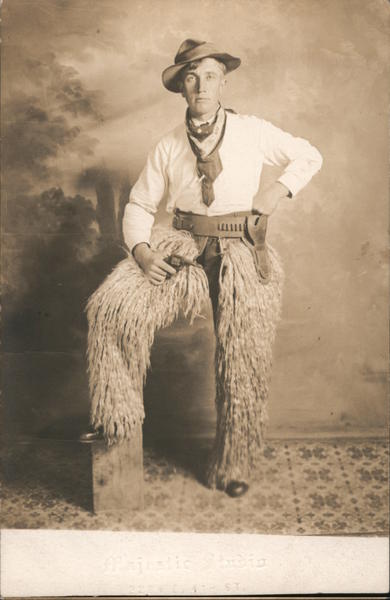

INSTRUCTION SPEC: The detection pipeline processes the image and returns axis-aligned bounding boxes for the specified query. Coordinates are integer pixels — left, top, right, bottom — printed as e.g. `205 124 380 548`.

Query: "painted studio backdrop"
2 0 388 443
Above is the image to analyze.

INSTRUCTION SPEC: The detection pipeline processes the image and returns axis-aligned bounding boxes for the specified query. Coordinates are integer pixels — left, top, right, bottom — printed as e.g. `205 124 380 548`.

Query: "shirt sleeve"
122 139 168 252
259 118 323 196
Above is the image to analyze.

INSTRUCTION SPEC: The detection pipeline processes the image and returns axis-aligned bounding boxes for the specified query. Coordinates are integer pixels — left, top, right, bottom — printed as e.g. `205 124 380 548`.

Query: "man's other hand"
252 181 291 215
133 243 176 285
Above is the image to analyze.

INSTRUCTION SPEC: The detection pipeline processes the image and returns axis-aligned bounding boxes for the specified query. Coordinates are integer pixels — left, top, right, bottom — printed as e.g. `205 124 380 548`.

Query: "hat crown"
163 38 241 93
175 39 207 64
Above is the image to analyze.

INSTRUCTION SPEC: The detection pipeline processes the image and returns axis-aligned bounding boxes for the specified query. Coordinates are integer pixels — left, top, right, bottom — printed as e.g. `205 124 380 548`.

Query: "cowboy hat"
162 39 241 93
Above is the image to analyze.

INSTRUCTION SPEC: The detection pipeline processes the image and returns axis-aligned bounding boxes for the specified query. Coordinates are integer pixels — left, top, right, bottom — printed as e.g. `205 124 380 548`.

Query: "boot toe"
225 480 249 498
79 426 104 443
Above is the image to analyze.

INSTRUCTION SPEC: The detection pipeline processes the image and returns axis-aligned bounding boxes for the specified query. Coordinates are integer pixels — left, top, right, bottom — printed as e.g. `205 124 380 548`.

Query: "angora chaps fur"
87 225 283 489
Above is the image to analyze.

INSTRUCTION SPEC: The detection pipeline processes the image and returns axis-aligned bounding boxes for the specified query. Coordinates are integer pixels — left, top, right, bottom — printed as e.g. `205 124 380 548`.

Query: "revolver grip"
164 254 183 272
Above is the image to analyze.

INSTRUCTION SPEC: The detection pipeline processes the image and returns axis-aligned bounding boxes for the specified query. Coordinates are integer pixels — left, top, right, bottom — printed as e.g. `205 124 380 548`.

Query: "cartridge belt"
173 209 253 237
173 208 271 284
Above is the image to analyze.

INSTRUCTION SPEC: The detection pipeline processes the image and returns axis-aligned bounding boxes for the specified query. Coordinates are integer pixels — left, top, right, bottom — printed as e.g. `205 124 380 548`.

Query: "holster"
245 214 271 284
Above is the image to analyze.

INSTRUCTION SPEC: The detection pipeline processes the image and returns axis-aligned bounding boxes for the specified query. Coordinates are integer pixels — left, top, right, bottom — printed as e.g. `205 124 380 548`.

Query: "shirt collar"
188 104 222 128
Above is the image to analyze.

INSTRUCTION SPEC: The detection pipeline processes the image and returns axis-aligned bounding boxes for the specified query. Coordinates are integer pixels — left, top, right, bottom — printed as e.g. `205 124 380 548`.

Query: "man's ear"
219 76 227 90
176 80 184 95
219 78 227 94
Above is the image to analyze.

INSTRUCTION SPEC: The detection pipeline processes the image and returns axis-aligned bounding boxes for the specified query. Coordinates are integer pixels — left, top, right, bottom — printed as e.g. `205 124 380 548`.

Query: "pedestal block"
91 424 144 512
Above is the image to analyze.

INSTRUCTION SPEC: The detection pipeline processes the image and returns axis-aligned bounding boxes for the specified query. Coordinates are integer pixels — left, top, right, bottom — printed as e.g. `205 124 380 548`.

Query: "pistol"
164 253 201 274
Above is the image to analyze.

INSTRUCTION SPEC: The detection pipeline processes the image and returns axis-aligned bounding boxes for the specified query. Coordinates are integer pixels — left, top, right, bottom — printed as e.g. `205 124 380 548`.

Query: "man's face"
181 57 226 120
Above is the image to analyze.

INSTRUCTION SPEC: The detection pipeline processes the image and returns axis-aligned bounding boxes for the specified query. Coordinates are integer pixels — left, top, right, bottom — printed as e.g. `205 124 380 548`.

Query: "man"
86 39 322 498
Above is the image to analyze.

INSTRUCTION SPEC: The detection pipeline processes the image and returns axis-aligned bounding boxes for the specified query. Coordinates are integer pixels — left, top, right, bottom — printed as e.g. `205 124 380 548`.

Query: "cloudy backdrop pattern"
2 0 388 439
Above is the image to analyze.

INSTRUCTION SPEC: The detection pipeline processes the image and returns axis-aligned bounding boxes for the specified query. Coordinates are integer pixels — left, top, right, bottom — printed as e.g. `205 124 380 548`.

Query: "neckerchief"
186 105 227 207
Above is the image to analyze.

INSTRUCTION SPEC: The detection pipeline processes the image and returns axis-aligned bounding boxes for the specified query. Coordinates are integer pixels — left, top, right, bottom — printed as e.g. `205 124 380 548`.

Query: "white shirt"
123 111 323 251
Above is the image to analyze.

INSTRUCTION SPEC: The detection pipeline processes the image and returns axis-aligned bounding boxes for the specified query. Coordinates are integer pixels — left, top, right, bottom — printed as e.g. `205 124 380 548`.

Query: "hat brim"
162 52 241 93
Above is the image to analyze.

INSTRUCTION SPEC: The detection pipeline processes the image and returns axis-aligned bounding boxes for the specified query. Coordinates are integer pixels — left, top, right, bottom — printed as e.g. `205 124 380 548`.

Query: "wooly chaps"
86 225 283 488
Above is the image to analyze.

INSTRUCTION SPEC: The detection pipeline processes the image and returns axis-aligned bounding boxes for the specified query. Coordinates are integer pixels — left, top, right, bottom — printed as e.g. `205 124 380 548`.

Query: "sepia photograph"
1 0 389 595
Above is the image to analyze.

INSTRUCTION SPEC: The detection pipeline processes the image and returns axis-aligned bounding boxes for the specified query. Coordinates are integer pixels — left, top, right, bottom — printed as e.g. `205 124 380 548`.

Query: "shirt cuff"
131 241 150 257
277 173 302 197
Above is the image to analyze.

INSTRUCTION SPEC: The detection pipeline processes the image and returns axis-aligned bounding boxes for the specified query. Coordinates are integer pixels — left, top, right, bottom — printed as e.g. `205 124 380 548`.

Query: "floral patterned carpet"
1 437 388 535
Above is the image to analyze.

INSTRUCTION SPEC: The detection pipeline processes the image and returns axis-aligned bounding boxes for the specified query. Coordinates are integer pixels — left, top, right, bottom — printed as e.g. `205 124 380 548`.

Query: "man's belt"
173 209 271 283
173 209 251 237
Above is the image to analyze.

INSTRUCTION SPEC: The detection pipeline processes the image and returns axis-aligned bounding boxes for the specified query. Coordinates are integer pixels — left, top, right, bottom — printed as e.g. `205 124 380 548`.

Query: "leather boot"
79 425 104 443
225 480 249 498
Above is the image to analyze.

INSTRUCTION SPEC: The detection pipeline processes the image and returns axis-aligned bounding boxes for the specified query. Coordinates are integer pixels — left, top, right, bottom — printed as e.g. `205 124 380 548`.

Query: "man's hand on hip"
133 243 176 285
252 181 291 215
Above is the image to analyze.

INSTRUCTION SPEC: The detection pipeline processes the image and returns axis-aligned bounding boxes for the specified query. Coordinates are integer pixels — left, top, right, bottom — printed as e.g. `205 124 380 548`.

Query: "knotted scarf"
186 105 227 207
